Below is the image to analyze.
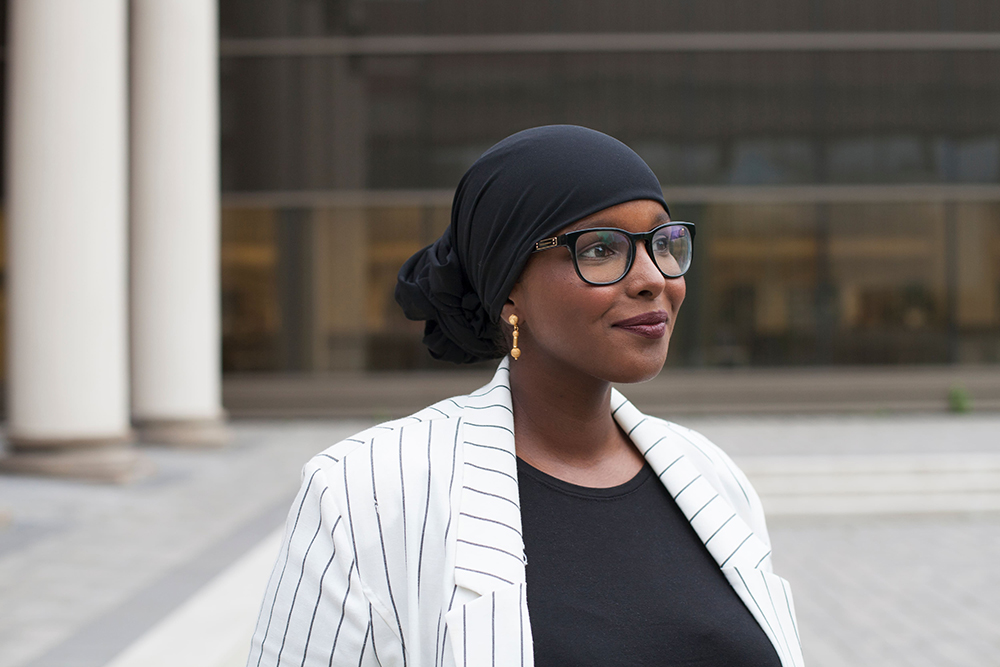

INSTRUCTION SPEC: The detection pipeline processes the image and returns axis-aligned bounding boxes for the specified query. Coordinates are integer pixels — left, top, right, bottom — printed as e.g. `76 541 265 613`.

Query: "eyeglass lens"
574 225 692 284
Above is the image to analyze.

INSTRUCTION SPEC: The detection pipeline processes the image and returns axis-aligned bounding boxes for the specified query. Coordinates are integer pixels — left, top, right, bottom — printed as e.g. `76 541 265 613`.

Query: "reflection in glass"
219 202 1000 372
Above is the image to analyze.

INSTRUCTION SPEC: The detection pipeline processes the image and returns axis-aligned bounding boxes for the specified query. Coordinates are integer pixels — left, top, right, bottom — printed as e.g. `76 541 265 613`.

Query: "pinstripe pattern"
248 359 803 667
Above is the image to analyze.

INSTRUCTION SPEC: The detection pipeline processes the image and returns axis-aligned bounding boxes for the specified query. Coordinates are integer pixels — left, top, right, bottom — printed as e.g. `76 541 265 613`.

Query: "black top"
517 458 783 667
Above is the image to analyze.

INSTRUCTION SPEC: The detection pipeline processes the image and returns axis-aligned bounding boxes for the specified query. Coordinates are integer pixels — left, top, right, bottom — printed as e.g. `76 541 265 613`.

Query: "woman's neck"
507 356 645 487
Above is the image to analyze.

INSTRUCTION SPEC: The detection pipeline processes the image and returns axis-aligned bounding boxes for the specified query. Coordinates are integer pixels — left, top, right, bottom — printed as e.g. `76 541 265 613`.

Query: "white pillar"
130 0 227 445
2 0 136 480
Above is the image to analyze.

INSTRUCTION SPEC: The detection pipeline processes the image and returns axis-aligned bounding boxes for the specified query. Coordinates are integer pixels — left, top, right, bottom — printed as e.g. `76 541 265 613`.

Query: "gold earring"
509 314 521 360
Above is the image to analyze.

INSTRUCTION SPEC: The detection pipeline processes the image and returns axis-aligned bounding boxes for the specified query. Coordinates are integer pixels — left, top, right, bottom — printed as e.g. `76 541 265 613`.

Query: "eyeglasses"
532 222 696 285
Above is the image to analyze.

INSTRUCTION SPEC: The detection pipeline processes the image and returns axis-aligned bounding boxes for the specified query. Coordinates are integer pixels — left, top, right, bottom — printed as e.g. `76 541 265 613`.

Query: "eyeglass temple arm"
533 237 561 251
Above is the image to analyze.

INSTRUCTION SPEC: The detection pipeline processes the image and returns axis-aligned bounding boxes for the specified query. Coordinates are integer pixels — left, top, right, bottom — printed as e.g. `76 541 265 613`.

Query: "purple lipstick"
612 310 669 339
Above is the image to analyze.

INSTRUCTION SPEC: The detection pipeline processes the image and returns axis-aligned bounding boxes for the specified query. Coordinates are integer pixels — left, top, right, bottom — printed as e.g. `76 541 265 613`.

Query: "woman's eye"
652 238 671 254
578 243 616 259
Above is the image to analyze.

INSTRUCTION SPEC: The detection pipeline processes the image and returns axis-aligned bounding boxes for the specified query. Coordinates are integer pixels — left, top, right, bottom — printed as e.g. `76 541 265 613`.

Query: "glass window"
218 199 1000 372
954 203 1000 362
935 137 1000 182
729 139 816 185
828 137 931 184
828 203 948 363
221 51 1000 191
702 204 819 365
221 208 281 372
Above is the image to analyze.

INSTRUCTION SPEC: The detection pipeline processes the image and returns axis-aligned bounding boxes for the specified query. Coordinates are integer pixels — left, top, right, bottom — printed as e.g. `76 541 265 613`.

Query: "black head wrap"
395 125 668 363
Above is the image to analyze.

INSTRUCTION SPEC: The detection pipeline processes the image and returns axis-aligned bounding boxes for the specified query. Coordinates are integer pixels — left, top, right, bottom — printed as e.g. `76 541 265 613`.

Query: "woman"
248 126 804 667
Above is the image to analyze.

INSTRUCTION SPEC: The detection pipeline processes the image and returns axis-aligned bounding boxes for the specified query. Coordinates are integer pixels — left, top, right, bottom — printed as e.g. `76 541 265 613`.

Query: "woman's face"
504 199 686 384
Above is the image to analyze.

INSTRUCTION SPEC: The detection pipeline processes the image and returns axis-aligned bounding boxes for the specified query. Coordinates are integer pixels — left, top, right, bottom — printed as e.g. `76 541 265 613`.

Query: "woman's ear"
500 290 520 325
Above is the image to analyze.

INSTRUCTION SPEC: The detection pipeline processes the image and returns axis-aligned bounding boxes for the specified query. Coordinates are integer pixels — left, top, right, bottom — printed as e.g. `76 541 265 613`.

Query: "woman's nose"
625 241 666 297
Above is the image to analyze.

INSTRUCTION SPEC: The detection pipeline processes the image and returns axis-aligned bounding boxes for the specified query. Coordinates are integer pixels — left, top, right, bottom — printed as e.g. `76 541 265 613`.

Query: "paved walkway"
0 421 372 667
1 413 998 667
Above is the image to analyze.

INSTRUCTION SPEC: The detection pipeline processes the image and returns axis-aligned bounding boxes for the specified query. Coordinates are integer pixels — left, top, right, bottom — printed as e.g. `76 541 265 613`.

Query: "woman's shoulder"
613 391 742 478
302 393 471 482
293 395 473 575
639 415 772 546
648 418 737 469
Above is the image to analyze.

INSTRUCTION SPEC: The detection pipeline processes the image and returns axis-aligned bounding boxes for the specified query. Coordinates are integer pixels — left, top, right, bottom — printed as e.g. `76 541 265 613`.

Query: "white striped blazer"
248 359 804 667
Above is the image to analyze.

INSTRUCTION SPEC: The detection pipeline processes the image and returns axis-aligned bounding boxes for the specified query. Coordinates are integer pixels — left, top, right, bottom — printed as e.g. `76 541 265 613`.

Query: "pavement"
1 412 999 667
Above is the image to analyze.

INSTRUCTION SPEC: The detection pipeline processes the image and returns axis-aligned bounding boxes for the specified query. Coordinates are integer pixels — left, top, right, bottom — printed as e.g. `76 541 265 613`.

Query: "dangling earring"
508 314 521 360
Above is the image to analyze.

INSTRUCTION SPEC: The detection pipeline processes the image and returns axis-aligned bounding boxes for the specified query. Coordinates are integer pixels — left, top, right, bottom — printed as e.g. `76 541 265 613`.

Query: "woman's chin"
601 348 670 384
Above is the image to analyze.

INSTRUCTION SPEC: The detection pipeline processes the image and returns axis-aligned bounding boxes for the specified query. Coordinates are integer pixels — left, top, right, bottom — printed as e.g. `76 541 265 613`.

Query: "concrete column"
2 0 137 481
130 0 227 445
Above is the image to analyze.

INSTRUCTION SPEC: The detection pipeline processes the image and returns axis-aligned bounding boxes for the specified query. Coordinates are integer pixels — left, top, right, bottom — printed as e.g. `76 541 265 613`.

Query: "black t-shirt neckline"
516 456 653 500
516 452 783 667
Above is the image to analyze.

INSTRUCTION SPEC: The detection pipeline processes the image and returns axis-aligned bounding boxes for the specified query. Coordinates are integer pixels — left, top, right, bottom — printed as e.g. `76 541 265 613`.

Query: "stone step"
218 365 1000 419
737 453 1000 515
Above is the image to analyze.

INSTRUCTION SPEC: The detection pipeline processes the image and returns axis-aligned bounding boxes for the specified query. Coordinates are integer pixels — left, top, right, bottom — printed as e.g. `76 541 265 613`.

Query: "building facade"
214 0 1000 375
2 0 1000 395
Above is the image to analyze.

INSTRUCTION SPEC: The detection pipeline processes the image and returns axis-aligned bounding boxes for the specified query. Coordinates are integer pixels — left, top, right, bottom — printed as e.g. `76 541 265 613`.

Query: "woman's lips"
612 310 669 339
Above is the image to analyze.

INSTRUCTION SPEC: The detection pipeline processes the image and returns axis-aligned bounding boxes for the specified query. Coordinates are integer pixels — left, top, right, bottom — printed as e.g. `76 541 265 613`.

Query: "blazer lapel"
452 358 526 595
611 389 770 570
612 389 804 667
447 358 533 667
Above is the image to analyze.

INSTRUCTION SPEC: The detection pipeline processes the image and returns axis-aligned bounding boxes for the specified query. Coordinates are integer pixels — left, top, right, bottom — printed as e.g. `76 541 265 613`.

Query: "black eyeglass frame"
531 221 696 286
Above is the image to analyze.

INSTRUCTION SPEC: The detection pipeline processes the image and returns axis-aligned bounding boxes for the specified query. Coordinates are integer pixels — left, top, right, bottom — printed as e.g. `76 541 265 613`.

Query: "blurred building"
2 1 1000 450
214 0 1000 374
